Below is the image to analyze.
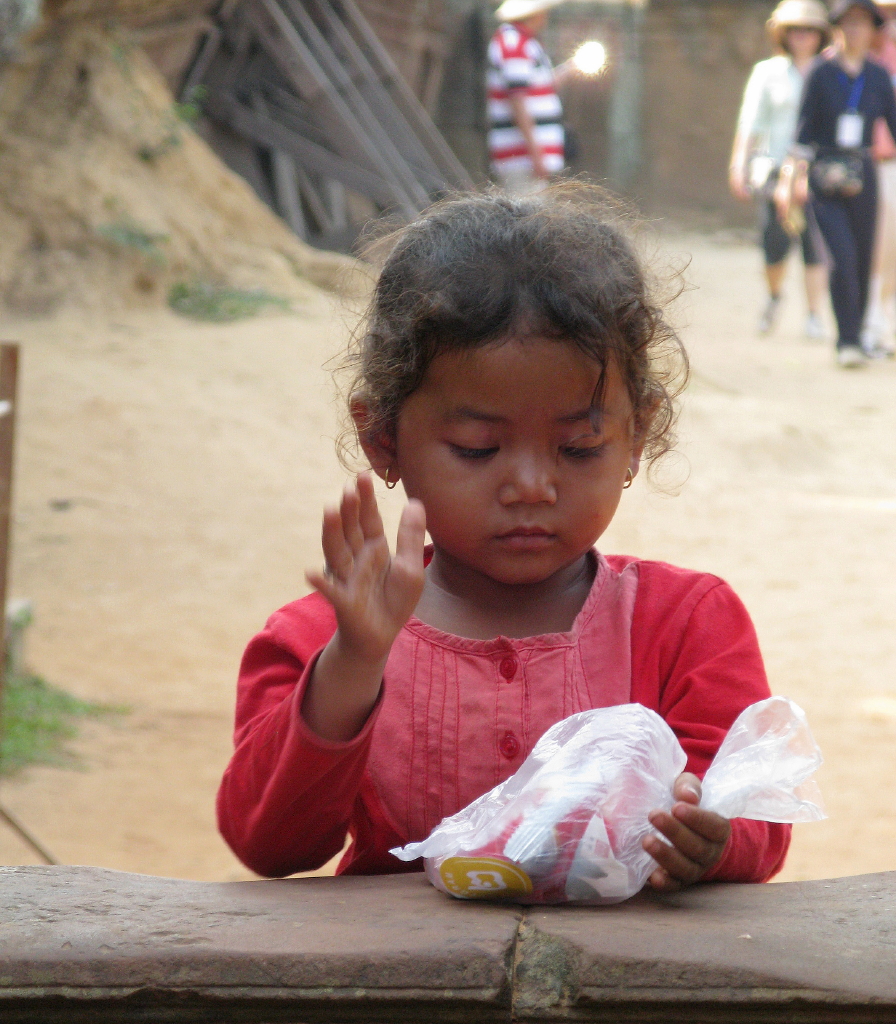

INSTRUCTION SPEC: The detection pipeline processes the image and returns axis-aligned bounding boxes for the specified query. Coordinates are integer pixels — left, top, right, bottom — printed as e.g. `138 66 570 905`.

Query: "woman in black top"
784 0 896 365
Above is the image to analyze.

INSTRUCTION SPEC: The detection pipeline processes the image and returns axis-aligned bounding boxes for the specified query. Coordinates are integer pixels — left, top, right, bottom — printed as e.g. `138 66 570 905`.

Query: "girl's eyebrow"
445 406 505 423
445 407 600 424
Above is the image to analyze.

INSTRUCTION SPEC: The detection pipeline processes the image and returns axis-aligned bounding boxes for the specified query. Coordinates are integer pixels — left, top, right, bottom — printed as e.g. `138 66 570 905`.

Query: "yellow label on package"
438 856 533 899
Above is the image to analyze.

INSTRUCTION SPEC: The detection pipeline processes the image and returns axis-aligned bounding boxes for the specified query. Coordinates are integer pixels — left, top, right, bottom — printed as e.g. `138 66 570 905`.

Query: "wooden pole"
0 805 57 865
0 343 19 696
0 343 59 865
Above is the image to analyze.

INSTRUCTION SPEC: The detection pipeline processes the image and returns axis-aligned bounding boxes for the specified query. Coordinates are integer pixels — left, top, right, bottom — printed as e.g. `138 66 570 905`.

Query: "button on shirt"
499 655 518 680
499 731 520 759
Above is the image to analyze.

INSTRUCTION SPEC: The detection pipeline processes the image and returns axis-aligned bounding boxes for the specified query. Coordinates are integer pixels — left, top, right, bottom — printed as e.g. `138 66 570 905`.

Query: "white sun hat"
766 0 832 48
494 0 565 22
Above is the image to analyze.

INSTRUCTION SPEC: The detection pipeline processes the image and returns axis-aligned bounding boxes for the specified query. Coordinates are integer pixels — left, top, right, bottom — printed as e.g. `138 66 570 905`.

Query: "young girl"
218 186 790 893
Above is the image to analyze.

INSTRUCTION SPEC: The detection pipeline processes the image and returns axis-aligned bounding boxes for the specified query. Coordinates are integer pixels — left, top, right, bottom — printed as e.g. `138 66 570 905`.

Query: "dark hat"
828 0 885 27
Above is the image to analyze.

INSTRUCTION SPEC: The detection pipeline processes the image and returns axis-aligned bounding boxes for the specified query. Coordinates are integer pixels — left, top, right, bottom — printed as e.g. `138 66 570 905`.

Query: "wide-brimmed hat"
766 0 832 48
829 0 886 27
494 0 564 22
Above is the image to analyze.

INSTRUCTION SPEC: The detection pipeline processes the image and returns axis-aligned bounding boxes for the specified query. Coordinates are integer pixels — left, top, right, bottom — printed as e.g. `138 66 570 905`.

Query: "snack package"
390 697 825 905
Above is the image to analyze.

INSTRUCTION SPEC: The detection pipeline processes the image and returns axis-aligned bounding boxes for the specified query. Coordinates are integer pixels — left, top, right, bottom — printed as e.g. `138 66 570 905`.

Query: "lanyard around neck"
838 67 866 111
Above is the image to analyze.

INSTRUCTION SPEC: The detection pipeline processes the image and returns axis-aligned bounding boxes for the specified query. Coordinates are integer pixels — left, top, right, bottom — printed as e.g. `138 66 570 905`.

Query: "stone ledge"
0 866 894 1022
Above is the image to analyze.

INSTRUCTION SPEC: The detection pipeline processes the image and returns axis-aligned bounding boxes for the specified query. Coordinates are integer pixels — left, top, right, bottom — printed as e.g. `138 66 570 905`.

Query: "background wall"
637 0 777 225
435 0 780 227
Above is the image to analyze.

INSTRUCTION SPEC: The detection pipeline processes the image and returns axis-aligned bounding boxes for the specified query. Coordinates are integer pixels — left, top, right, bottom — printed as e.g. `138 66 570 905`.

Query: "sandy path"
0 232 894 884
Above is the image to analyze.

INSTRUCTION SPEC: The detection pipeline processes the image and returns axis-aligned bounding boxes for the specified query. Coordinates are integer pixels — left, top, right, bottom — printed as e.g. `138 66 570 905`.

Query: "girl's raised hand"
642 772 731 892
306 472 426 665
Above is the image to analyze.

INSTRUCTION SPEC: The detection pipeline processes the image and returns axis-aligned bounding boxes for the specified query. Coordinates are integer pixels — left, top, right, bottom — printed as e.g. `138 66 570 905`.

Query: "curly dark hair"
343 183 687 466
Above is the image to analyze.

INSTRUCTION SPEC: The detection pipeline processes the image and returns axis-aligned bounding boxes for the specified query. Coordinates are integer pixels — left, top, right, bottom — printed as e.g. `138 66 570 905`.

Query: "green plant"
168 282 291 322
173 86 208 125
138 98 206 162
96 219 169 266
0 673 123 776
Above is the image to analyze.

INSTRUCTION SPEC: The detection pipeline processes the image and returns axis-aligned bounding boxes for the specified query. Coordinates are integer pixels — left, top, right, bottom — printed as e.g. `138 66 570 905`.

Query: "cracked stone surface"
516 873 896 1019
1 866 894 1022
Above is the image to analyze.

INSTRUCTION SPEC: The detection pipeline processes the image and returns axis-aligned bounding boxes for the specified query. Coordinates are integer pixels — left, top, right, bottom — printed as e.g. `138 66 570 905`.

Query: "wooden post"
0 343 57 865
0 343 19 699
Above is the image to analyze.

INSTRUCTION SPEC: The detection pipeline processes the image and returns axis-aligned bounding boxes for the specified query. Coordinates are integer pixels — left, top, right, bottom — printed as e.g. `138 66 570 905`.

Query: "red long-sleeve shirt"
218 554 790 883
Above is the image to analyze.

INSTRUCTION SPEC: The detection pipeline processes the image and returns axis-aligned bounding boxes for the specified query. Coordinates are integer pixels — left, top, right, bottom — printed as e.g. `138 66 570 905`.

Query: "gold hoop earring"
623 468 634 489
384 465 399 490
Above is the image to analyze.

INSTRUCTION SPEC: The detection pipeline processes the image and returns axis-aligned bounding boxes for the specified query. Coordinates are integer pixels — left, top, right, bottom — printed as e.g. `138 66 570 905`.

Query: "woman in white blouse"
730 0 830 337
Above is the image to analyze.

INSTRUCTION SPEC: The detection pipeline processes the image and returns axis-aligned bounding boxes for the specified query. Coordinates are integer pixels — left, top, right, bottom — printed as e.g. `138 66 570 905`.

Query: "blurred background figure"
729 0 830 339
487 0 572 194
862 1 896 357
781 0 896 367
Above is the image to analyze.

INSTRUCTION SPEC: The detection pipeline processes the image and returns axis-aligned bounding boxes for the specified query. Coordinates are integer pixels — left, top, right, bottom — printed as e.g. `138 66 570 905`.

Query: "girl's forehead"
413 338 631 417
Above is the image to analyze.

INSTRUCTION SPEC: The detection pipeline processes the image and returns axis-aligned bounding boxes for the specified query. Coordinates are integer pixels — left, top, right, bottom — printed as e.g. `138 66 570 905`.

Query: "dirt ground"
0 230 894 885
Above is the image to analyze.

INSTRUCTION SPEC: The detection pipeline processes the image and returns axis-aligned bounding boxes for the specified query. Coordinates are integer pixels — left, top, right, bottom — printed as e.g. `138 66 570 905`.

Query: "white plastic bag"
391 697 825 905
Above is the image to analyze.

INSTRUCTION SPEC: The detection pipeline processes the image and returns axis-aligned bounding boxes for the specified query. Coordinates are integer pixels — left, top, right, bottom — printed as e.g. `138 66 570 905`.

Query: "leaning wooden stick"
0 343 18 708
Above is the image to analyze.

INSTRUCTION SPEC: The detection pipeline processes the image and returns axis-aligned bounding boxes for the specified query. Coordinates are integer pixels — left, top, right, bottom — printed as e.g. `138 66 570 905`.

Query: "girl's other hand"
642 773 731 892
306 472 426 664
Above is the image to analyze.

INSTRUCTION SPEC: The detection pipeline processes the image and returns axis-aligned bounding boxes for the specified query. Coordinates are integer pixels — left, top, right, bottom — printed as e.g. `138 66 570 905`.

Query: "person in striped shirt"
487 0 571 193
